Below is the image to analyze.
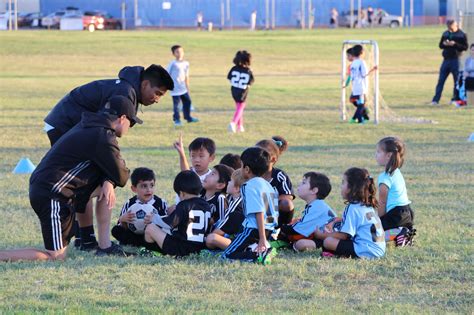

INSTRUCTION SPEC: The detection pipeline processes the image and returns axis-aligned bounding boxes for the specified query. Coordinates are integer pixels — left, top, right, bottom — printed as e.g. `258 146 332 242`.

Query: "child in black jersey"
112 168 167 247
202 164 234 224
256 135 295 226
144 171 212 257
227 50 254 133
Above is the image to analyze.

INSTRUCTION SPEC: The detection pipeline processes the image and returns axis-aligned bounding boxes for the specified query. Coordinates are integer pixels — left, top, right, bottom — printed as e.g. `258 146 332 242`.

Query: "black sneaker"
95 242 128 257
79 239 98 251
73 238 81 248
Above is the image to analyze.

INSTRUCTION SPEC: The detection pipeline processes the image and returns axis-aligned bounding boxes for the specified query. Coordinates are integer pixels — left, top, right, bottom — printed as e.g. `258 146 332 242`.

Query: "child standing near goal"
227 50 254 133
348 45 377 124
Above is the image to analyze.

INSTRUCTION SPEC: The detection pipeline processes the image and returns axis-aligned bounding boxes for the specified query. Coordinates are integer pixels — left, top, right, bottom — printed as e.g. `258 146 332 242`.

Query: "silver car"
339 9 403 28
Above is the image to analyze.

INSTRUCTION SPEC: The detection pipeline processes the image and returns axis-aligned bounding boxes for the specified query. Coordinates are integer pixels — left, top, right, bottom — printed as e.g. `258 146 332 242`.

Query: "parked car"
42 7 81 29
339 9 403 28
18 12 43 28
83 11 122 32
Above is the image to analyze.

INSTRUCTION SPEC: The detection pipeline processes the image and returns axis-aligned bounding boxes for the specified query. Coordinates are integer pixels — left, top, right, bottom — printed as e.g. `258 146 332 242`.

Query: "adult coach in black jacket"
0 96 138 261
43 64 173 250
431 20 468 105
44 64 174 145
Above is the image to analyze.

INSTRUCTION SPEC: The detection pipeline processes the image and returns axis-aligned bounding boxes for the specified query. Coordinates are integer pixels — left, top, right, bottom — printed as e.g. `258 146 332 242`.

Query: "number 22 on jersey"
230 71 250 89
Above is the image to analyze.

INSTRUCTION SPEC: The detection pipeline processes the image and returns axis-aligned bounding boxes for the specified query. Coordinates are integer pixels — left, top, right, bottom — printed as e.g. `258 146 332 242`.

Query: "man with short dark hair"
431 20 468 106
0 96 139 262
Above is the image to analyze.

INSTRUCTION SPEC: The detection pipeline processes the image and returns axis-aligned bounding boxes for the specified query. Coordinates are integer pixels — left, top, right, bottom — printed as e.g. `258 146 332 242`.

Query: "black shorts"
380 205 414 230
215 211 244 235
144 234 203 257
334 239 358 258
46 128 65 146
30 191 75 251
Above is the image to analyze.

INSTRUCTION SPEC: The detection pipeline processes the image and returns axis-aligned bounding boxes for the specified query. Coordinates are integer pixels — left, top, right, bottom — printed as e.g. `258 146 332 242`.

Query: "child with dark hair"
167 45 199 127
255 135 295 226
222 147 278 265
173 134 216 182
219 153 243 170
111 168 167 247
376 136 415 246
227 50 254 133
315 168 385 259
348 45 377 124
143 170 212 257
206 168 245 250
202 164 234 223
279 172 336 252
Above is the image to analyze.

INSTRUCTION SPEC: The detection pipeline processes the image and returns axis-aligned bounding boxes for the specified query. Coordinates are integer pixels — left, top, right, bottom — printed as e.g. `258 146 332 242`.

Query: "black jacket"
439 29 468 60
44 66 143 133
30 112 130 210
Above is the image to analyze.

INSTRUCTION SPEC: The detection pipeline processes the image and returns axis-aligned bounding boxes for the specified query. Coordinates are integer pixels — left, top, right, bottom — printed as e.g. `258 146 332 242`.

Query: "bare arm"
256 212 267 254
378 184 389 217
173 133 190 171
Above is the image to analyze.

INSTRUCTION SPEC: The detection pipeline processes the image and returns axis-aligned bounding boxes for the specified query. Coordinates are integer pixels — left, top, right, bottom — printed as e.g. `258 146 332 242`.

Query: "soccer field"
0 28 473 313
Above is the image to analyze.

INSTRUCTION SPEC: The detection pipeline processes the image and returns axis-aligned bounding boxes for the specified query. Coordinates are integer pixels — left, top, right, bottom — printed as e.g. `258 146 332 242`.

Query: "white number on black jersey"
186 210 211 242
230 71 251 89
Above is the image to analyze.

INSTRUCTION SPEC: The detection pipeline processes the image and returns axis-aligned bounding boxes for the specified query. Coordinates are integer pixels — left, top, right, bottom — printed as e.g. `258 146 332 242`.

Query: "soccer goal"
340 40 380 124
340 40 436 124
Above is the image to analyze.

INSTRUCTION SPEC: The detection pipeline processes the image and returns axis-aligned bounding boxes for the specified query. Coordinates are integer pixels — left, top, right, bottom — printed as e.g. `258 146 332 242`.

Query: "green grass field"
0 27 473 313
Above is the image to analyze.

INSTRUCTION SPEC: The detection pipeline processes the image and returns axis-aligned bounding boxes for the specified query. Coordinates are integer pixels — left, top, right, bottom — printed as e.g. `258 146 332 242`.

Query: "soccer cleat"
348 118 358 124
321 251 335 258
187 117 199 123
95 242 128 257
79 240 98 251
73 238 81 248
138 247 162 257
228 122 237 133
174 120 183 127
237 125 245 132
395 227 416 247
257 247 276 265
429 101 439 106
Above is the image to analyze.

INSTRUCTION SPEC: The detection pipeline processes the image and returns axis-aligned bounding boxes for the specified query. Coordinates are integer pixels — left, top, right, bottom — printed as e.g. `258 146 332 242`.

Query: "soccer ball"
127 202 158 235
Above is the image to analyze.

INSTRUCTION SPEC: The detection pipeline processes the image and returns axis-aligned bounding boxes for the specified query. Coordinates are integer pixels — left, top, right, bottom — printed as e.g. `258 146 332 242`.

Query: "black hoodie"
439 29 468 60
44 66 143 134
31 112 130 212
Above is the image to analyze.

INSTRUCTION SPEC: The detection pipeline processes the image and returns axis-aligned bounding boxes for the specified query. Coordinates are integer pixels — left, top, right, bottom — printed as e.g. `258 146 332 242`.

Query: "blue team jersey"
241 177 279 231
340 203 386 259
292 199 336 237
378 168 411 212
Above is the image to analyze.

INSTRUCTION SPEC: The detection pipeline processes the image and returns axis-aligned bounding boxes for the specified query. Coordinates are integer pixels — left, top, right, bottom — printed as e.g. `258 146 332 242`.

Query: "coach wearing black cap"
0 96 138 261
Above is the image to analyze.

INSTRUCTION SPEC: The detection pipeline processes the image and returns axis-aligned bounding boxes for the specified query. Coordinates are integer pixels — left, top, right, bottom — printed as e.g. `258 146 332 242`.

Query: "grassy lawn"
0 27 472 313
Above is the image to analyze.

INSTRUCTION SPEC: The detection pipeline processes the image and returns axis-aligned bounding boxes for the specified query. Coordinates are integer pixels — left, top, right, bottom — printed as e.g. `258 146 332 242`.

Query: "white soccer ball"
127 202 158 235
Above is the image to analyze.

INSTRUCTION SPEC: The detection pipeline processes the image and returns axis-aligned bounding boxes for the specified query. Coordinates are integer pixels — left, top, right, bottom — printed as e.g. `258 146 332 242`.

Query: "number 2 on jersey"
186 210 211 242
230 71 250 89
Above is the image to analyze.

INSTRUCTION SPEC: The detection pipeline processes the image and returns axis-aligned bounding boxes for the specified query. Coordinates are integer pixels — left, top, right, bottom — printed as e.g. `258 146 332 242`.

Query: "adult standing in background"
367 6 374 27
250 10 257 31
431 20 468 106
196 11 203 31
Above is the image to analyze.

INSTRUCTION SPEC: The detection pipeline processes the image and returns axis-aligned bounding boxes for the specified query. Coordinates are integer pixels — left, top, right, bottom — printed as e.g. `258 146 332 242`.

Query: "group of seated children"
111 135 415 263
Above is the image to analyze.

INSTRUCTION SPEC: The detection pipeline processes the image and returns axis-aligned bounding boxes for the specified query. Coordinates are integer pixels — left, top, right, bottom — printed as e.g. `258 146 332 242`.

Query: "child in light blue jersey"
222 147 278 264
315 168 385 259
278 172 336 252
376 136 415 246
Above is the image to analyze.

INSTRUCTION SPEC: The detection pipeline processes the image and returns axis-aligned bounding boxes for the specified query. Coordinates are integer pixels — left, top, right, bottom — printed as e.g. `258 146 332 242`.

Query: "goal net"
340 40 436 124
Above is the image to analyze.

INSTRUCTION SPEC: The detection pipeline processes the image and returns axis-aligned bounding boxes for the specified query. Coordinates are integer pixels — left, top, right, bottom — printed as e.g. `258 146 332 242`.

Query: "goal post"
341 40 380 124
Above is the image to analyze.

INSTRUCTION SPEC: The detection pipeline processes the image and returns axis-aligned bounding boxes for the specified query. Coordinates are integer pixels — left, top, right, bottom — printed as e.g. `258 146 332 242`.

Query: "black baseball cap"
102 95 143 127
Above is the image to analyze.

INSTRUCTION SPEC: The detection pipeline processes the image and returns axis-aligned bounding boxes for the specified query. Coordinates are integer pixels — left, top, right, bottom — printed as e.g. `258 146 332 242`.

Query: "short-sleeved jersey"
241 177 279 230
117 195 167 225
350 59 368 96
378 168 411 212
269 167 295 199
167 60 189 96
340 203 386 259
215 195 244 230
152 197 212 244
292 199 336 237
203 191 227 223
227 65 254 102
